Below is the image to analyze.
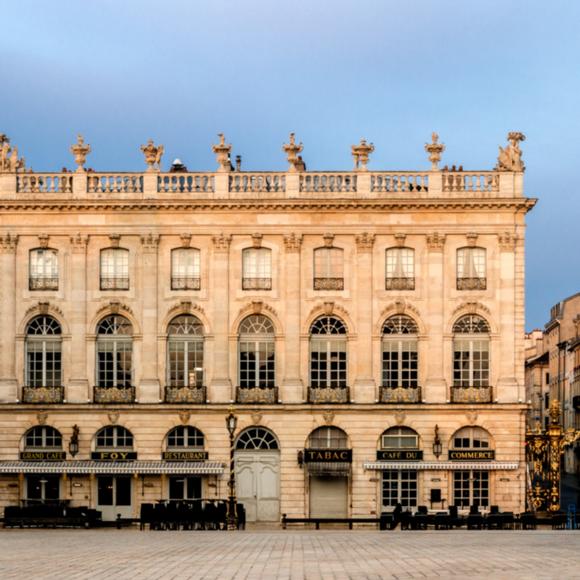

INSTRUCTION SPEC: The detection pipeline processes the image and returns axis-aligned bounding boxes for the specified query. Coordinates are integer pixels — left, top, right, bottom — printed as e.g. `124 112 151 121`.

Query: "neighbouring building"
0 130 535 521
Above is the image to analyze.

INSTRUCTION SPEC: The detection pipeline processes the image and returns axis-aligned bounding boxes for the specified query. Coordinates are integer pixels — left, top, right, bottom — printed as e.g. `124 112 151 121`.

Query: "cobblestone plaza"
0 529 579 579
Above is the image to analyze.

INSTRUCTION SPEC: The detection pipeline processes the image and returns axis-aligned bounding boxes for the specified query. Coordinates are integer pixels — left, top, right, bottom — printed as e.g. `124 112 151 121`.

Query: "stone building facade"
0 132 535 521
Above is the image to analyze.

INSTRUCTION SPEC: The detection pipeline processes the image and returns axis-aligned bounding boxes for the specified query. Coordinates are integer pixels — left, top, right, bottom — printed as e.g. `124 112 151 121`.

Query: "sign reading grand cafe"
0 131 533 521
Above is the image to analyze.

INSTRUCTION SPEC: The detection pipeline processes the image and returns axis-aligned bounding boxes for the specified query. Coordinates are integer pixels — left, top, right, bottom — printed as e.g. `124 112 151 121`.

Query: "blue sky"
1 0 578 329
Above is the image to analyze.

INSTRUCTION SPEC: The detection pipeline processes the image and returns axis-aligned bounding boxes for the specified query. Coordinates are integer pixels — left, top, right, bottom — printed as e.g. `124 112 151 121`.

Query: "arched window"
236 427 279 450
167 315 204 388
25 316 62 388
166 426 205 450
95 426 134 450
242 248 272 290
100 248 129 290
451 427 491 450
310 316 347 389
381 315 418 391
380 427 420 450
24 426 63 450
239 315 275 389
96 315 133 389
308 426 348 449
29 248 59 291
171 248 201 290
313 247 344 290
385 247 415 290
452 315 490 389
457 247 486 290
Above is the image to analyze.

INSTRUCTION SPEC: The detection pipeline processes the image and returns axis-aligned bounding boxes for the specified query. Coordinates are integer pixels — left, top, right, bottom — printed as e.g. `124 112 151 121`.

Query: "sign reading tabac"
162 451 208 462
91 451 137 461
20 451 66 461
448 450 495 461
376 450 423 461
304 449 352 463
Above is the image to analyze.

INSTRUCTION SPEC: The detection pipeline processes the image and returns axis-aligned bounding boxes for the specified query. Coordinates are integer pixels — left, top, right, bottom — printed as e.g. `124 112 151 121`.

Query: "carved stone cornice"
212 233 232 252
140 233 160 252
97 300 134 317
498 231 518 251
70 233 89 253
355 232 375 252
426 232 446 251
0 233 18 253
25 301 64 319
283 233 302 253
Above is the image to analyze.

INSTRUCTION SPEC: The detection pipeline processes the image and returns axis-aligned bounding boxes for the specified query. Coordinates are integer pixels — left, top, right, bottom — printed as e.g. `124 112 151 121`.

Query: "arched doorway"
235 427 280 522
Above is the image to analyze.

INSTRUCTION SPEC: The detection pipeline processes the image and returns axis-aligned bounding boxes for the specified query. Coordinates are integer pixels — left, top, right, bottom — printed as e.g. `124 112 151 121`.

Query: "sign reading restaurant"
376 450 423 461
162 451 208 462
20 451 66 461
448 450 495 461
91 451 138 461
304 449 352 463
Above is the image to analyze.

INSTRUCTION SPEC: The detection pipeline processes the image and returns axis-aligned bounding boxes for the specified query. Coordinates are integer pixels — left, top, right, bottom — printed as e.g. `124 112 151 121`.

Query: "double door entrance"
97 476 132 520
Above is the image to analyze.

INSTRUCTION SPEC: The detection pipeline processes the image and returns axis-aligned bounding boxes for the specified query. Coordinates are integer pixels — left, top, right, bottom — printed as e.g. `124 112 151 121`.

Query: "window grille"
451 427 491 450
238 315 275 389
308 426 348 449
452 315 490 388
235 427 279 450
96 315 133 388
95 426 134 449
382 470 418 508
453 471 489 508
24 426 62 449
381 315 418 389
381 427 419 450
310 316 347 388
25 316 62 388
167 315 204 387
166 426 205 449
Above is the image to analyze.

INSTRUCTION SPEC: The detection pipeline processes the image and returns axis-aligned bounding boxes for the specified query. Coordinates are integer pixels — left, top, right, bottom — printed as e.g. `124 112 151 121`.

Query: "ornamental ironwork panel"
29 277 59 291
385 277 415 291
242 277 272 291
94 386 136 403
450 386 492 403
236 386 278 404
164 386 206 404
100 277 130 291
380 386 422 403
313 278 344 291
171 276 201 291
308 387 349 404
456 277 487 291
22 386 64 404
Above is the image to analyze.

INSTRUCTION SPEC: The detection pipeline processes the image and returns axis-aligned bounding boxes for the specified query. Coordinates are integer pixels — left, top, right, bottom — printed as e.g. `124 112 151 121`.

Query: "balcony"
456 277 487 291
380 385 422 403
22 386 64 404
308 386 349 404
385 277 415 291
450 385 492 403
242 277 272 291
93 385 136 403
164 385 206 404
29 277 59 291
236 386 278 404
100 277 130 291
314 278 344 291
171 276 201 291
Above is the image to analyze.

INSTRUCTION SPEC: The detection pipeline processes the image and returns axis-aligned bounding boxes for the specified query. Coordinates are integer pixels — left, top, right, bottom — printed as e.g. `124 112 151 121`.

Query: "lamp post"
68 425 79 457
432 424 442 459
225 411 238 530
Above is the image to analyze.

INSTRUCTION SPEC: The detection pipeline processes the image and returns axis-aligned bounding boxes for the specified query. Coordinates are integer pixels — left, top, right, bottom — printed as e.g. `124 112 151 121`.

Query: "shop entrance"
309 475 348 518
26 475 60 502
169 476 202 501
97 476 132 520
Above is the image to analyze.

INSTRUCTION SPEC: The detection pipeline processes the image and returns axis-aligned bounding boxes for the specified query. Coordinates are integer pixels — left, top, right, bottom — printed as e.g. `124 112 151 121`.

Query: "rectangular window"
242 249 272 290
382 470 417 509
97 340 132 388
26 340 62 387
100 249 129 290
29 249 59 291
453 471 489 508
310 339 347 388
168 340 203 387
239 341 275 388
171 249 201 290
457 248 486 290
385 248 415 290
382 339 418 388
314 248 344 290
453 339 489 387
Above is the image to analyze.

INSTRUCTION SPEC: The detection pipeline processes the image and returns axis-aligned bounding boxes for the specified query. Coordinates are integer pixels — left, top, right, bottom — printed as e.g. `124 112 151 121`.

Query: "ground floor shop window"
169 476 202 500
26 475 60 502
381 470 417 508
453 471 489 507
97 476 131 506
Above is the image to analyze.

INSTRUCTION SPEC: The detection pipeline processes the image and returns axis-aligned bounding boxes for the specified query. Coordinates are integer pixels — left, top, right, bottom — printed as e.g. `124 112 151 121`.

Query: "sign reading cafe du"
376 450 423 461
448 450 495 461
304 449 352 463
91 451 138 461
20 451 66 461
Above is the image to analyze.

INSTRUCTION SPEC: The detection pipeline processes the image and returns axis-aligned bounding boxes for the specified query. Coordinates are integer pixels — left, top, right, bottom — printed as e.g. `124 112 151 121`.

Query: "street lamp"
225 410 238 530
68 425 80 457
432 424 442 459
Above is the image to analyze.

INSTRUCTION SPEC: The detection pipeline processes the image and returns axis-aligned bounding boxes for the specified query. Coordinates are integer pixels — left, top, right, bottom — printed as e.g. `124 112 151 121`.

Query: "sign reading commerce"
448 450 495 461
304 449 352 463
162 451 208 462
377 450 423 461
20 451 66 461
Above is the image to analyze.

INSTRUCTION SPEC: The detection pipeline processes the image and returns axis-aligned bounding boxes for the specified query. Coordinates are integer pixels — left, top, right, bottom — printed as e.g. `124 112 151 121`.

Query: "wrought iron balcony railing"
93 385 136 403
456 277 487 291
171 276 201 291
29 277 59 291
22 386 64 404
308 386 349 404
100 277 130 291
450 385 492 403
242 277 272 290
236 386 278 404
380 385 422 403
385 277 415 291
164 385 206 404
313 277 344 291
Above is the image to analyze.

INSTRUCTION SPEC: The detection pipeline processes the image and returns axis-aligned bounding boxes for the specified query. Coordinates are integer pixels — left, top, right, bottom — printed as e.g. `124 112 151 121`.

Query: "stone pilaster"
139 233 161 402
281 233 303 402
0 234 18 402
353 233 375 403
67 234 89 403
210 234 232 402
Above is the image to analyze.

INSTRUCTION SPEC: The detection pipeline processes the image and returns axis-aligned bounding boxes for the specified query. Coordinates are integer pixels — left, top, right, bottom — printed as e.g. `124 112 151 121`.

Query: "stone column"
67 234 89 403
281 233 303 402
139 233 161 403
209 234 232 402
353 233 376 403
0 234 18 402
424 233 447 403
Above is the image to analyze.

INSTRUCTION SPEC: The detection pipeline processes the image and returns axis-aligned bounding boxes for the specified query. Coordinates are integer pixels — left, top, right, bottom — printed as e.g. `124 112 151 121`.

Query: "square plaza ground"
0 529 579 579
